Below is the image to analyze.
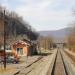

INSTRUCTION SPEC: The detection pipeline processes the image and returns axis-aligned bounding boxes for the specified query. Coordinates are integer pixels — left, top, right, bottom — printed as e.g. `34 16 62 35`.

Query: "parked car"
0 57 4 63
1 56 19 64
0 57 2 63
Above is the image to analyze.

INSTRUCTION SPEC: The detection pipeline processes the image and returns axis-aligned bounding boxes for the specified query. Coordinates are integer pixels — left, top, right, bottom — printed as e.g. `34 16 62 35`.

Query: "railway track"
50 49 68 75
14 56 44 75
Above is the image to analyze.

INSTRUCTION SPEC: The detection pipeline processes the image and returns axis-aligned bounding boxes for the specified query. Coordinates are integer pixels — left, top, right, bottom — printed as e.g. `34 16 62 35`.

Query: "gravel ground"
52 50 66 75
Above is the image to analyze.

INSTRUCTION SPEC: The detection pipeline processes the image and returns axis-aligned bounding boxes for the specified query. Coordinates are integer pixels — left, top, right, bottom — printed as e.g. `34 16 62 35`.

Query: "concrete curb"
46 49 57 75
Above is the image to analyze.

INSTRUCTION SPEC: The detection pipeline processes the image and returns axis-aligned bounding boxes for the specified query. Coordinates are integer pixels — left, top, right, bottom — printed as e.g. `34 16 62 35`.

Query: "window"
17 48 23 55
0 45 11 50
6 45 11 50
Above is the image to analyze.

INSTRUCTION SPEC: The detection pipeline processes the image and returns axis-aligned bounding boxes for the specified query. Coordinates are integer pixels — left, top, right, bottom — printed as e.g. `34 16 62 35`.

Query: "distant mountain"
38 27 70 43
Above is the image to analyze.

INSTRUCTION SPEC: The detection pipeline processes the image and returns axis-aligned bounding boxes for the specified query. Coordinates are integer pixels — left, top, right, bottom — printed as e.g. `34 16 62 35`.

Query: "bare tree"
38 36 54 51
67 15 75 52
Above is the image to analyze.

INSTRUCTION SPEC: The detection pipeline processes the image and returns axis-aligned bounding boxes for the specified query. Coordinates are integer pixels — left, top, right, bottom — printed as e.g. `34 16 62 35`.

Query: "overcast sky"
0 0 75 31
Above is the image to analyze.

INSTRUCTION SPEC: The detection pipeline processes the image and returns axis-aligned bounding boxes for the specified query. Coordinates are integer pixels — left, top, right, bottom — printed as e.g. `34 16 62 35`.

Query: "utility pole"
4 9 6 69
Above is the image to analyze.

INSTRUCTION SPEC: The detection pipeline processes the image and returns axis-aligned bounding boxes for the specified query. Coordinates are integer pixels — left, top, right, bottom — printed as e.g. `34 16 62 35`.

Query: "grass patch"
0 67 16 74
68 45 75 48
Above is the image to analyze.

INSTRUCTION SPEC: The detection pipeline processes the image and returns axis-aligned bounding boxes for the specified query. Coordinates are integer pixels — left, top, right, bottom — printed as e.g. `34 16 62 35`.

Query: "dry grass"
0 67 16 74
